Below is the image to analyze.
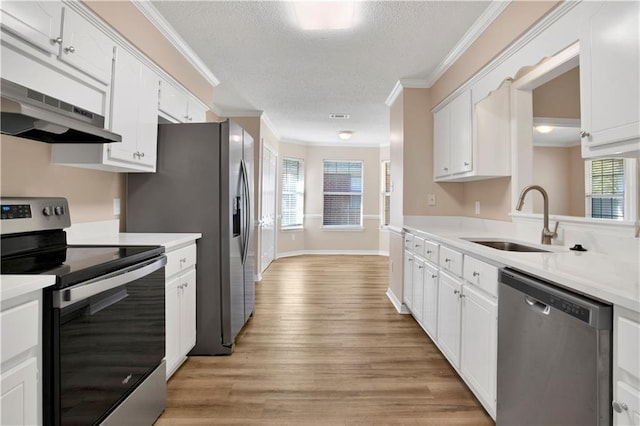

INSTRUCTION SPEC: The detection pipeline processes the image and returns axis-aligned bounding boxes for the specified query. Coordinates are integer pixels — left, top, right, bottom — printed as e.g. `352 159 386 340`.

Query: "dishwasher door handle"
525 296 551 315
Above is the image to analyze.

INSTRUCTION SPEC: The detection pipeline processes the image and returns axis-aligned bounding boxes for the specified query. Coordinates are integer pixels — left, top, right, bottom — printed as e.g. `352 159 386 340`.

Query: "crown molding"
211 104 263 118
425 1 511 87
132 1 220 87
260 112 281 141
384 78 430 106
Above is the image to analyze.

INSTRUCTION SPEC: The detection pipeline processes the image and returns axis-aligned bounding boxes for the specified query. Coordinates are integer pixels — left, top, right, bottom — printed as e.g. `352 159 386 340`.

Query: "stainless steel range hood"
1 78 121 144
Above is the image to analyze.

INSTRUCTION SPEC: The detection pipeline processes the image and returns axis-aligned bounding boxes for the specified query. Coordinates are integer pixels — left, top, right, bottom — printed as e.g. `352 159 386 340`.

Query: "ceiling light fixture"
337 130 353 140
293 1 355 31
535 125 554 134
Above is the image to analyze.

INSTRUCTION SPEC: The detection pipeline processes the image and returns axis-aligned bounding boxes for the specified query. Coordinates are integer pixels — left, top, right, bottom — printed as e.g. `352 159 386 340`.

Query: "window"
586 158 625 220
281 157 304 229
382 160 391 227
323 160 363 227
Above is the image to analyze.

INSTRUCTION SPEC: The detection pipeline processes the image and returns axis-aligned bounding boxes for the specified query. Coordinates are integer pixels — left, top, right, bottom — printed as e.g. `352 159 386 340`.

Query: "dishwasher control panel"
548 295 591 323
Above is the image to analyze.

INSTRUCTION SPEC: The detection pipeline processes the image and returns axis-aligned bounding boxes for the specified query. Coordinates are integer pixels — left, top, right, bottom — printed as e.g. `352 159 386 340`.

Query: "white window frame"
381 160 391 228
585 158 637 221
281 157 304 230
322 160 364 229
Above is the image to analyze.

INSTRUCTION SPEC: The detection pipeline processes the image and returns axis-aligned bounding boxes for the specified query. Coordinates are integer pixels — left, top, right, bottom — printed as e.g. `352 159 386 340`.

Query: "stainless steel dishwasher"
497 268 612 425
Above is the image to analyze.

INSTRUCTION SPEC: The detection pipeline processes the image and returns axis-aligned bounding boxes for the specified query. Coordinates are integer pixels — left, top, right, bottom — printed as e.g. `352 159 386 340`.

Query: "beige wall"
533 145 585 217
533 66 580 119
276 142 383 255
389 91 404 228
0 137 125 223
83 1 214 107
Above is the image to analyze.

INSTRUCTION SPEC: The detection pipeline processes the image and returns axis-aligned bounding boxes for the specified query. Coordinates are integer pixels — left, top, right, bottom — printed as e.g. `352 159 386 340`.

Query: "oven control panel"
0 197 71 235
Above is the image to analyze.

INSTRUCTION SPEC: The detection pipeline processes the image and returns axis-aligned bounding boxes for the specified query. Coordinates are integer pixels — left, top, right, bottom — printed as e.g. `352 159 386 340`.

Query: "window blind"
281 157 304 228
589 158 624 220
323 160 363 226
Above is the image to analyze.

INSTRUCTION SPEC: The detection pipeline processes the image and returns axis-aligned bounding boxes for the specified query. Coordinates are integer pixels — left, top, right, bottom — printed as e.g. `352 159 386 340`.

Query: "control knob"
54 206 65 216
42 206 54 216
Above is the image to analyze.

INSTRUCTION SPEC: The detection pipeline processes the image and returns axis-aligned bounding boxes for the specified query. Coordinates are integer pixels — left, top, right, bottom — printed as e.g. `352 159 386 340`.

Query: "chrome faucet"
516 185 558 245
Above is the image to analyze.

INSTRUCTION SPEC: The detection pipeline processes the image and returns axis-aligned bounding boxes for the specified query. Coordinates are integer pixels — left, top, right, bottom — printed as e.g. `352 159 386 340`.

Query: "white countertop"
403 223 640 313
69 233 202 251
1 275 56 302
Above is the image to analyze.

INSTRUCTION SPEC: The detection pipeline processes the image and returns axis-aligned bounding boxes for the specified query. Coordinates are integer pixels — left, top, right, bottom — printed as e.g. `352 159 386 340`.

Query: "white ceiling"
149 1 493 146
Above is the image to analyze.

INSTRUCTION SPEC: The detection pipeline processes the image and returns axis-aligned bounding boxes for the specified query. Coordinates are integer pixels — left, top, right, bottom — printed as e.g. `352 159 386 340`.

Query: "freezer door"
228 121 245 343
242 129 255 322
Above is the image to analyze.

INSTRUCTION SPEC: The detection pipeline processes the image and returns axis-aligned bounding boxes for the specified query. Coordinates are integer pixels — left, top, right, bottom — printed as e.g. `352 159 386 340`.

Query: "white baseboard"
386 288 409 314
276 250 389 259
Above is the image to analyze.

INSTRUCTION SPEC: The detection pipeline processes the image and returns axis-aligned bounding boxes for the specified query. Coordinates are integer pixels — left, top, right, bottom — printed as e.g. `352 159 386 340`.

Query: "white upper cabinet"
58 7 114 85
433 84 510 182
107 46 159 171
580 1 640 158
159 78 207 123
0 1 62 55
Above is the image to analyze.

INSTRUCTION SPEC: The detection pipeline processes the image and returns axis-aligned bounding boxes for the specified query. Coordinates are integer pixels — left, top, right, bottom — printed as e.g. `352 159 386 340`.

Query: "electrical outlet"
113 198 121 215
427 194 436 206
291 233 296 241
475 201 480 215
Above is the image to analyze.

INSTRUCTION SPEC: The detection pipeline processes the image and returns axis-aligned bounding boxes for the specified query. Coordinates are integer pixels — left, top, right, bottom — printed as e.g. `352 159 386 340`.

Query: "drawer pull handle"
473 271 480 277
445 258 451 263
612 401 628 413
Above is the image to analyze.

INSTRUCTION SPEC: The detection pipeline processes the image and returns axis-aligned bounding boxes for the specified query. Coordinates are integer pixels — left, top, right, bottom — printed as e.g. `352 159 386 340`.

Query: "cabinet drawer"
463 256 499 298
413 236 425 257
165 244 197 278
423 240 439 264
439 246 463 277
617 315 640 380
1 300 38 362
403 233 414 250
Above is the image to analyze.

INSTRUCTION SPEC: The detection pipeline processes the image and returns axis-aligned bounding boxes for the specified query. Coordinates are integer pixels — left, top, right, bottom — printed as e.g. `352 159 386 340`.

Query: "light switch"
475 201 480 215
113 198 121 215
427 194 436 206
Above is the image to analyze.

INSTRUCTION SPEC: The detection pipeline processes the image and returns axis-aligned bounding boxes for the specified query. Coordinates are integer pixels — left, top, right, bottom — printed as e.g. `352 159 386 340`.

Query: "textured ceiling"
150 1 491 146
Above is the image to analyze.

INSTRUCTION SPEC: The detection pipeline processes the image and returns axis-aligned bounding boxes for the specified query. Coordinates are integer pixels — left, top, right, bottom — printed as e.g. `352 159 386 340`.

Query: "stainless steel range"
1 197 167 425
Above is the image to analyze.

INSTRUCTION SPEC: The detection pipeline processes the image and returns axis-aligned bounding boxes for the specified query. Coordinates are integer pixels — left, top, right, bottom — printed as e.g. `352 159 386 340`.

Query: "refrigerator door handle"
240 159 250 265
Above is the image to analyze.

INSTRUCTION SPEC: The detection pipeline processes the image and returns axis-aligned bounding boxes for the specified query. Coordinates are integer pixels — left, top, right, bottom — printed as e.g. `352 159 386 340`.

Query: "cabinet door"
187 97 207 123
422 262 438 339
449 90 472 174
614 381 640 426
159 79 188 123
411 258 425 324
0 357 38 426
433 106 450 178
59 7 113 84
179 269 197 355
109 47 141 164
437 271 462 367
0 1 62 54
581 1 640 151
461 285 497 416
165 280 180 378
134 62 160 168
403 251 413 309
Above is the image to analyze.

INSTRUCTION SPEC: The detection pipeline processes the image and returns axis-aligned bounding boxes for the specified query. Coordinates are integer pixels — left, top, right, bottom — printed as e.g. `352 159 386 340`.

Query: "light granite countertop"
403 223 640 313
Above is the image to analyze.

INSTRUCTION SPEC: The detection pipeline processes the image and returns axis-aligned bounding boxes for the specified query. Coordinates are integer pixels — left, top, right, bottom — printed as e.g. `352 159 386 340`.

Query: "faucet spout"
516 185 557 245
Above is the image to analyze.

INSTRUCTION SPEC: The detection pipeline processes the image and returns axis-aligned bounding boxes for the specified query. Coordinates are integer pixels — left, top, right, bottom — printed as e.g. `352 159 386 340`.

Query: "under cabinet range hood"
0 79 121 144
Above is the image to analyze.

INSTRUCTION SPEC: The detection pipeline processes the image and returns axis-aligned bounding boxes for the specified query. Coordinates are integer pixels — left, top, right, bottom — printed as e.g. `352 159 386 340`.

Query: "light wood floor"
156 255 493 425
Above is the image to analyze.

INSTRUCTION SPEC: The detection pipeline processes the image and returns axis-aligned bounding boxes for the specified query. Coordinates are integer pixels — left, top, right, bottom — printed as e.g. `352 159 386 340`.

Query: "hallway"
156 255 493 425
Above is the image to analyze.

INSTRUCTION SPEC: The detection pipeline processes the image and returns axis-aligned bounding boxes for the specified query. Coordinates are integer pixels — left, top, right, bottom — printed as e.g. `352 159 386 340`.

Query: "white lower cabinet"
422 262 438 339
411 257 425 324
461 284 498 418
403 250 414 311
613 306 640 426
437 270 462 367
164 244 198 379
1 357 38 426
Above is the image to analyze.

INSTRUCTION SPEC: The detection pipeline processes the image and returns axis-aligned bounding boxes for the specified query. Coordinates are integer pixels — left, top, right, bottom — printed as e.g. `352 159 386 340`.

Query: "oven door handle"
53 256 167 308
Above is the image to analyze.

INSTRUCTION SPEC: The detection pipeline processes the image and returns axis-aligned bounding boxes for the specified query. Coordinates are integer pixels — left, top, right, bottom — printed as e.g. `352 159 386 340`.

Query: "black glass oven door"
44 256 166 426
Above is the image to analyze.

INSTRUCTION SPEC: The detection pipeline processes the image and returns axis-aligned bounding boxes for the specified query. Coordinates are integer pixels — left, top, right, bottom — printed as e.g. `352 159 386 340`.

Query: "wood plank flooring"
156 255 493 425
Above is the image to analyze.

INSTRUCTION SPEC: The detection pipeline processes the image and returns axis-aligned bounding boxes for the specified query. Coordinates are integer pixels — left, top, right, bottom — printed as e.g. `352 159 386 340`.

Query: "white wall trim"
213 106 264 118
277 250 388 259
386 289 409 314
261 112 281 141
425 1 511 87
432 1 580 111
132 1 220 87
384 78 429 107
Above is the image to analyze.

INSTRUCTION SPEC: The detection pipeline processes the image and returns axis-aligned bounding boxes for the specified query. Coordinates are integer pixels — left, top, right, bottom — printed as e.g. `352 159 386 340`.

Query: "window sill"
281 226 304 231
320 226 365 232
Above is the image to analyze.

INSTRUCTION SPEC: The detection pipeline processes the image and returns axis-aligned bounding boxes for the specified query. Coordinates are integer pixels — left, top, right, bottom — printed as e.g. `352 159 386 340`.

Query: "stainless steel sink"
465 240 551 253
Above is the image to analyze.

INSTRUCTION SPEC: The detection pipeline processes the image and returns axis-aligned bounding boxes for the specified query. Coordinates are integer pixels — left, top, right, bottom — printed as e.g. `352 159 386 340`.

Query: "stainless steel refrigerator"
126 120 254 355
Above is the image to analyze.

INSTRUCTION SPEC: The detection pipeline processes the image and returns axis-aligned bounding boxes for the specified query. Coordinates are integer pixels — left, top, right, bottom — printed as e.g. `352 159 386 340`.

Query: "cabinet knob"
459 293 465 299
426 250 432 254
65 46 75 53
612 401 628 413
418 265 423 269
580 130 591 139
445 258 451 263
464 162 470 166
415 244 421 248
473 271 480 277
453 290 460 295
139 152 145 158
52 37 63 45
408 258 413 262
180 258 187 263
431 274 437 279
444 167 449 171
